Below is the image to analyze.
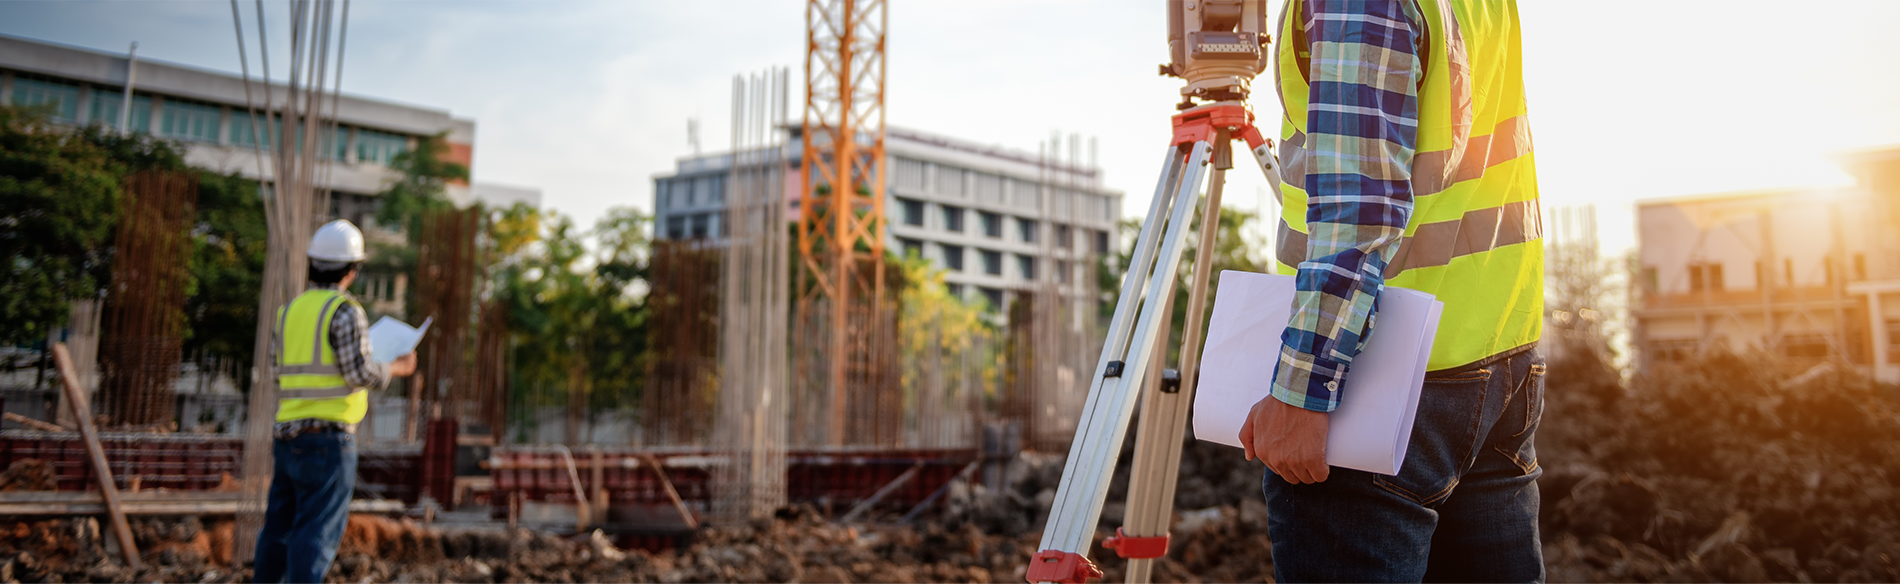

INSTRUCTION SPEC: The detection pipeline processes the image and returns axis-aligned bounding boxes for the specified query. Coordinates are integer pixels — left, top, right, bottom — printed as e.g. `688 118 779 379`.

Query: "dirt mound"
0 460 54 492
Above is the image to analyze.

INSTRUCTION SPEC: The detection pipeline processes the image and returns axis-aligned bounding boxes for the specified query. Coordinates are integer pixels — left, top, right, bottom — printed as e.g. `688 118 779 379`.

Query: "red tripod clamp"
1102 527 1171 560
1025 549 1103 584
1170 102 1268 151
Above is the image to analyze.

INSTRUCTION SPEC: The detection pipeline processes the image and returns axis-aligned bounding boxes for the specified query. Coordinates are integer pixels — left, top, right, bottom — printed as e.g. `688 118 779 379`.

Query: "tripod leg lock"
1103 360 1126 378
1026 549 1104 584
1102 527 1172 560
1160 368 1182 393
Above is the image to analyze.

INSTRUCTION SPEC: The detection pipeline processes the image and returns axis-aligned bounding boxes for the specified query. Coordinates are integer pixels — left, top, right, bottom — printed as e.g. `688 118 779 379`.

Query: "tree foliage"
486 204 653 433
0 104 196 345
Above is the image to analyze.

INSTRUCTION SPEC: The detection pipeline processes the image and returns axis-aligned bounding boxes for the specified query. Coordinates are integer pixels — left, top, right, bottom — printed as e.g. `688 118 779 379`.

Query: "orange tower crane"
798 0 889 446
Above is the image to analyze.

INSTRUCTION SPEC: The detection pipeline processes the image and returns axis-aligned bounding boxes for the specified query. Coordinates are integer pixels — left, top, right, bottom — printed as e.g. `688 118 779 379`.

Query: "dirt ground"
1 347 1897 582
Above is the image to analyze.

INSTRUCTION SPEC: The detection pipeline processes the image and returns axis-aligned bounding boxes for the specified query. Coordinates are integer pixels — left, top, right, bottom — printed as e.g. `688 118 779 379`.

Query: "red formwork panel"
488 447 977 522
0 430 420 501
0 431 245 492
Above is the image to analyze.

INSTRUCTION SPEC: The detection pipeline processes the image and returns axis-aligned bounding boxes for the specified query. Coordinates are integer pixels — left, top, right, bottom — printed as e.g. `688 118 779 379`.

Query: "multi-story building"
1634 145 1900 381
652 127 1123 310
0 33 541 314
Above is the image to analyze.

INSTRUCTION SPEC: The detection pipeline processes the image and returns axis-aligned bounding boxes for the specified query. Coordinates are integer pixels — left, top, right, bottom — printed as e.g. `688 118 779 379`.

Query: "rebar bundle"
229 0 354 562
98 170 199 428
642 241 721 446
710 69 792 521
413 207 480 435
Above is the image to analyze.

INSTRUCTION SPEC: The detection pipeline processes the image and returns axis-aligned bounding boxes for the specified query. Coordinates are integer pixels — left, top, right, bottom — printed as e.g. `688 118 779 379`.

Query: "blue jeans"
1264 348 1545 583
253 429 356 584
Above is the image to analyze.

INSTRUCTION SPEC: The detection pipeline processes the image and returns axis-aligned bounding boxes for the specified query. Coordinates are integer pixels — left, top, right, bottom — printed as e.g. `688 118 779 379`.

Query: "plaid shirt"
273 283 389 439
1270 0 1424 412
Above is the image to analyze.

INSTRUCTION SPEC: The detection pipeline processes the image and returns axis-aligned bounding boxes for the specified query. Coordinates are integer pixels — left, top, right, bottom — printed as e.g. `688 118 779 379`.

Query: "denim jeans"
253 429 356 584
1263 348 1545 583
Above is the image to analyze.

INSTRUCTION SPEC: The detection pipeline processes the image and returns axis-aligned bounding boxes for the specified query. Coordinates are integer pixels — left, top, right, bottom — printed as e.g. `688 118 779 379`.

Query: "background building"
652 126 1122 312
1634 145 1900 381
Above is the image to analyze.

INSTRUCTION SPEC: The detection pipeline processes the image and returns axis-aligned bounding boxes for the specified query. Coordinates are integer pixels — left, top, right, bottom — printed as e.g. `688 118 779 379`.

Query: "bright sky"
6 1 1900 256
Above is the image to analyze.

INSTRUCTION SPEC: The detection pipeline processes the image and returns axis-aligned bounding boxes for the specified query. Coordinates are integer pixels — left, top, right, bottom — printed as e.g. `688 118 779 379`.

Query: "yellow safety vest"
1273 0 1542 371
274 289 370 424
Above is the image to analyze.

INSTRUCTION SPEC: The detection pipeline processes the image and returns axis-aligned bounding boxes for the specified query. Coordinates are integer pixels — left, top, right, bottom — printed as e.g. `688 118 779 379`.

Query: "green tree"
1097 204 1267 348
0 105 190 345
373 132 468 231
182 172 267 382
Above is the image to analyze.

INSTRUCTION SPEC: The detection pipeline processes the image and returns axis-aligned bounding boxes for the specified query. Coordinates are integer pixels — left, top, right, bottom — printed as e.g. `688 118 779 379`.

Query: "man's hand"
1238 395 1332 484
389 353 418 377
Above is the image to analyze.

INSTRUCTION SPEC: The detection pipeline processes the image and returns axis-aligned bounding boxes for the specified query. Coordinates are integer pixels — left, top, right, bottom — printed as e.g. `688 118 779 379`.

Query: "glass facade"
357 128 408 165
11 78 80 122
87 92 152 132
159 99 222 142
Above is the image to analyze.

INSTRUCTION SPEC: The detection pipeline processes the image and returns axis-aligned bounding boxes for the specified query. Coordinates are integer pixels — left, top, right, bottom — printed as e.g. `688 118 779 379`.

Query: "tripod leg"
1119 133 1233 583
1035 141 1215 578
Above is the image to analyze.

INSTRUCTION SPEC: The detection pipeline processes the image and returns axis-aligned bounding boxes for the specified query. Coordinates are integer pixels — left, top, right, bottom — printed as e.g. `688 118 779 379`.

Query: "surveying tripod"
1026 3 1286 581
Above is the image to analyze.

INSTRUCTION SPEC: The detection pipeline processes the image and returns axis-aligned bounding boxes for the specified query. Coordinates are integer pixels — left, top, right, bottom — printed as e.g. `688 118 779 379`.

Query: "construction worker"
1237 0 1544 581
253 219 415 583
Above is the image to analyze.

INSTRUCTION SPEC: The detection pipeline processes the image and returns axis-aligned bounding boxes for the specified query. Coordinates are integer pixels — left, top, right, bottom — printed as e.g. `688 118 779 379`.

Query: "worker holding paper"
1237 0 1545 581
253 219 417 583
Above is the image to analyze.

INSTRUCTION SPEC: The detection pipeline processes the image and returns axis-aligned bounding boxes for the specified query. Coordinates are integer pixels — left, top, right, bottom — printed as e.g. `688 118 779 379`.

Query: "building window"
1055 223 1074 249
1641 266 1659 294
1783 333 1831 359
943 205 965 232
943 245 965 271
935 165 965 196
357 128 408 165
690 214 710 239
159 99 222 142
900 198 925 226
1651 339 1697 362
228 112 279 149
970 172 1003 201
89 92 152 132
981 249 1003 275
1095 229 1111 254
1018 218 1039 243
946 283 964 298
1688 262 1723 293
11 77 80 122
896 157 927 192
900 238 923 258
1018 255 1037 280
1058 259 1072 284
667 215 687 239
980 287 1004 311
981 211 1003 238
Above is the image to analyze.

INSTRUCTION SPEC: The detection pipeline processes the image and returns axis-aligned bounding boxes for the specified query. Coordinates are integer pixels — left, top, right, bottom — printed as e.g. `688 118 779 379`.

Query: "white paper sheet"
1192 271 1442 476
367 316 431 364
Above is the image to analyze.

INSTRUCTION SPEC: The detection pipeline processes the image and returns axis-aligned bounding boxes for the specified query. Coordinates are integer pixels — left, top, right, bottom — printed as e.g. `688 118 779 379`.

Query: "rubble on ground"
3 349 1899 582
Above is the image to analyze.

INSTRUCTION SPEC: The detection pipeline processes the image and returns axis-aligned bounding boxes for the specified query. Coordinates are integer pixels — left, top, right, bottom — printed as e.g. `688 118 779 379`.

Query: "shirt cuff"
1269 343 1345 413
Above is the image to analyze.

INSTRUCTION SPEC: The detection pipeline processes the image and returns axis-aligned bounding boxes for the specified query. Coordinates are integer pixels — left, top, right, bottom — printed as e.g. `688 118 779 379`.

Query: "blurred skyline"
5 0 1900 255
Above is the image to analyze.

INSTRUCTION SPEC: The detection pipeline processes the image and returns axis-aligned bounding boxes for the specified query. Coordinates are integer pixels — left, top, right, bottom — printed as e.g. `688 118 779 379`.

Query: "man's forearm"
1268 0 1423 412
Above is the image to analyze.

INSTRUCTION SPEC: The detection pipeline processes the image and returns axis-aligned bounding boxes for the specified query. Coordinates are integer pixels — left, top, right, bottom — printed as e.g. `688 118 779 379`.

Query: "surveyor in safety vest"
253 219 416 583
1235 0 1546 580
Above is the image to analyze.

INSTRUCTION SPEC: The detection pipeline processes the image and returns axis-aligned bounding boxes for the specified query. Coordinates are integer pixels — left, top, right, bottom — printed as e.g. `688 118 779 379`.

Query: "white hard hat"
308 220 367 262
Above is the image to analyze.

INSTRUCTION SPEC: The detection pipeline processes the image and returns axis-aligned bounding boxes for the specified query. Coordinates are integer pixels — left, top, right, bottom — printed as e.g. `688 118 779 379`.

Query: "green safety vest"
274 289 370 424
1273 0 1542 371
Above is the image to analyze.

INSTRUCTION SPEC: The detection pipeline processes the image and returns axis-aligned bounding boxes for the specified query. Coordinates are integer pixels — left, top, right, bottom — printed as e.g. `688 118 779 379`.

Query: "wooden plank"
840 461 925 524
0 495 405 516
642 454 698 529
53 343 139 568
4 412 71 433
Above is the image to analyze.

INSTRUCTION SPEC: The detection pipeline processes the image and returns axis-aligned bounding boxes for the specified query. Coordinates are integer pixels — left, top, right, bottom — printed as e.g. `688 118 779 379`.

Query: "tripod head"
1162 0 1271 108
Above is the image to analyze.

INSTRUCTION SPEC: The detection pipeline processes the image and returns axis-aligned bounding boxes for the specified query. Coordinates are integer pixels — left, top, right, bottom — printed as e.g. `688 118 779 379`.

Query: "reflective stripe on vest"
1274 0 1543 371
275 290 363 407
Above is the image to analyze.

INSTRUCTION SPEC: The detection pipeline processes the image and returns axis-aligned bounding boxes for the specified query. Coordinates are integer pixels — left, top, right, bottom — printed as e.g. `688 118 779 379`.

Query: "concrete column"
1869 292 1896 383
